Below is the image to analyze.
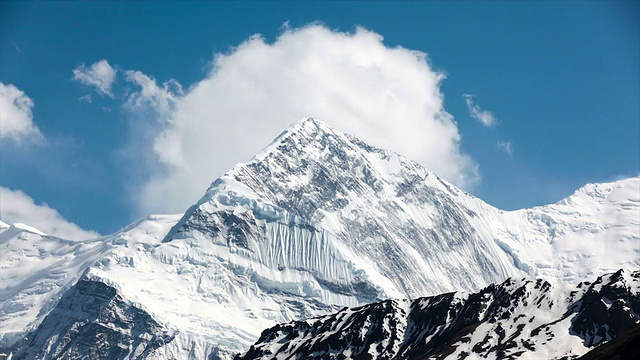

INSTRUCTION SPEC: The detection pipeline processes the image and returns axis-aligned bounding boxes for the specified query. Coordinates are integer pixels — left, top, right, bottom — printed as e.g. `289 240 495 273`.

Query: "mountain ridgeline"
1 118 638 359
238 269 640 359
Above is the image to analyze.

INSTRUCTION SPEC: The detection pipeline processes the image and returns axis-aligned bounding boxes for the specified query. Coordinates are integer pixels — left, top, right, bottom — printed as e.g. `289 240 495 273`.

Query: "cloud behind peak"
119 25 480 214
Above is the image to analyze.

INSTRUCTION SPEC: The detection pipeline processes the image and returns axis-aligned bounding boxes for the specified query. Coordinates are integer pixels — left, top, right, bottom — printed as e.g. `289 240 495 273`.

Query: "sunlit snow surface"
1 118 638 358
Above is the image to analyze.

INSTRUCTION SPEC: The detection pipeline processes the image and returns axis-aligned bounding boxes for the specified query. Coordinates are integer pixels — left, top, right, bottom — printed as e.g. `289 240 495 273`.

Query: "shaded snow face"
238 270 640 360
1 118 638 359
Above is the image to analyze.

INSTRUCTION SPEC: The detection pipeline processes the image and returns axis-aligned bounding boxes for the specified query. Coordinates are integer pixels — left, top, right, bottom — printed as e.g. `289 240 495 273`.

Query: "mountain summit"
1 118 638 359
168 117 524 300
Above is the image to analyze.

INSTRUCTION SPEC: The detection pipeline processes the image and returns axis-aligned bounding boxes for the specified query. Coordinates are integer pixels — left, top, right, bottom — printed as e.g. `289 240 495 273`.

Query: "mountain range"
239 269 639 359
1 118 638 359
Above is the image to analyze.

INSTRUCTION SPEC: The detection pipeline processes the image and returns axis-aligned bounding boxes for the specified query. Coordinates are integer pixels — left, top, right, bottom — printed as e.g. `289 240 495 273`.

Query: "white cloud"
73 59 117 96
124 25 480 214
464 94 496 127
0 186 99 240
0 82 43 141
497 140 513 156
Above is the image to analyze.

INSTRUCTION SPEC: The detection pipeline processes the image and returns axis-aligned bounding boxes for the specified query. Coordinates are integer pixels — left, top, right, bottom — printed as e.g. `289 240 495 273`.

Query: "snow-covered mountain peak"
168 117 519 301
226 116 451 196
0 220 47 237
557 177 639 207
250 117 348 161
0 221 49 251
213 117 466 228
167 118 638 303
2 119 638 359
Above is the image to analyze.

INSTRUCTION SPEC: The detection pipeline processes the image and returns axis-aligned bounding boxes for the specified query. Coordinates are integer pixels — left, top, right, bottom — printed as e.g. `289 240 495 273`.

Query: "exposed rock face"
238 270 640 360
576 323 640 360
566 270 640 347
5 275 174 360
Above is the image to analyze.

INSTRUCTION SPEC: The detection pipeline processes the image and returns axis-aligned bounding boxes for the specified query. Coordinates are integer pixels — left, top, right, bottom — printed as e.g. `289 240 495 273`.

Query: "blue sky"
0 1 638 236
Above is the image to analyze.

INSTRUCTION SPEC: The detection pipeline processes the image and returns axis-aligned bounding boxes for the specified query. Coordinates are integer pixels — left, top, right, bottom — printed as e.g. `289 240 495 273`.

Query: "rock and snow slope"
1 118 639 359
8 272 174 360
238 269 640 360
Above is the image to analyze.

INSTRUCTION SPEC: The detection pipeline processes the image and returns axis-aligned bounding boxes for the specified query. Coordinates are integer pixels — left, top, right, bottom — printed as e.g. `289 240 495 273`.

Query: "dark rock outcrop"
6 277 174 360
237 270 640 360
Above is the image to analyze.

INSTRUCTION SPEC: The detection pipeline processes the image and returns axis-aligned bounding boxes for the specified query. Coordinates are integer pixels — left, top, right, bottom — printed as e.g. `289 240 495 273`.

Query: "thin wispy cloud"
0 82 43 142
73 60 117 97
497 140 513 156
79 94 92 104
463 94 497 127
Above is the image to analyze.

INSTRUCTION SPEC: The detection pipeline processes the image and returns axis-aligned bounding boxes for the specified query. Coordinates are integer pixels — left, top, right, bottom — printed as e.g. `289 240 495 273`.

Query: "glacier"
1 118 638 358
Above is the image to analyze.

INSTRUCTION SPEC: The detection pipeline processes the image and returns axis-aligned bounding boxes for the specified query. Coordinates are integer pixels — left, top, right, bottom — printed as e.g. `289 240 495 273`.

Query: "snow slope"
1 118 638 358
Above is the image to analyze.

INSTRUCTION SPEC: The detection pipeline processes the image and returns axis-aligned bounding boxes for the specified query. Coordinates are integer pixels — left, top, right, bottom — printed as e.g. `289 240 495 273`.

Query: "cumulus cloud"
463 94 496 127
0 82 43 141
497 140 513 156
124 25 480 214
73 59 117 96
0 186 99 240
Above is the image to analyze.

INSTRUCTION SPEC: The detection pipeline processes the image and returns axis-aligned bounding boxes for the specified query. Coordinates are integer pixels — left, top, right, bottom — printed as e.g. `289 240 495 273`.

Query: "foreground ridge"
238 269 640 360
577 323 640 360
